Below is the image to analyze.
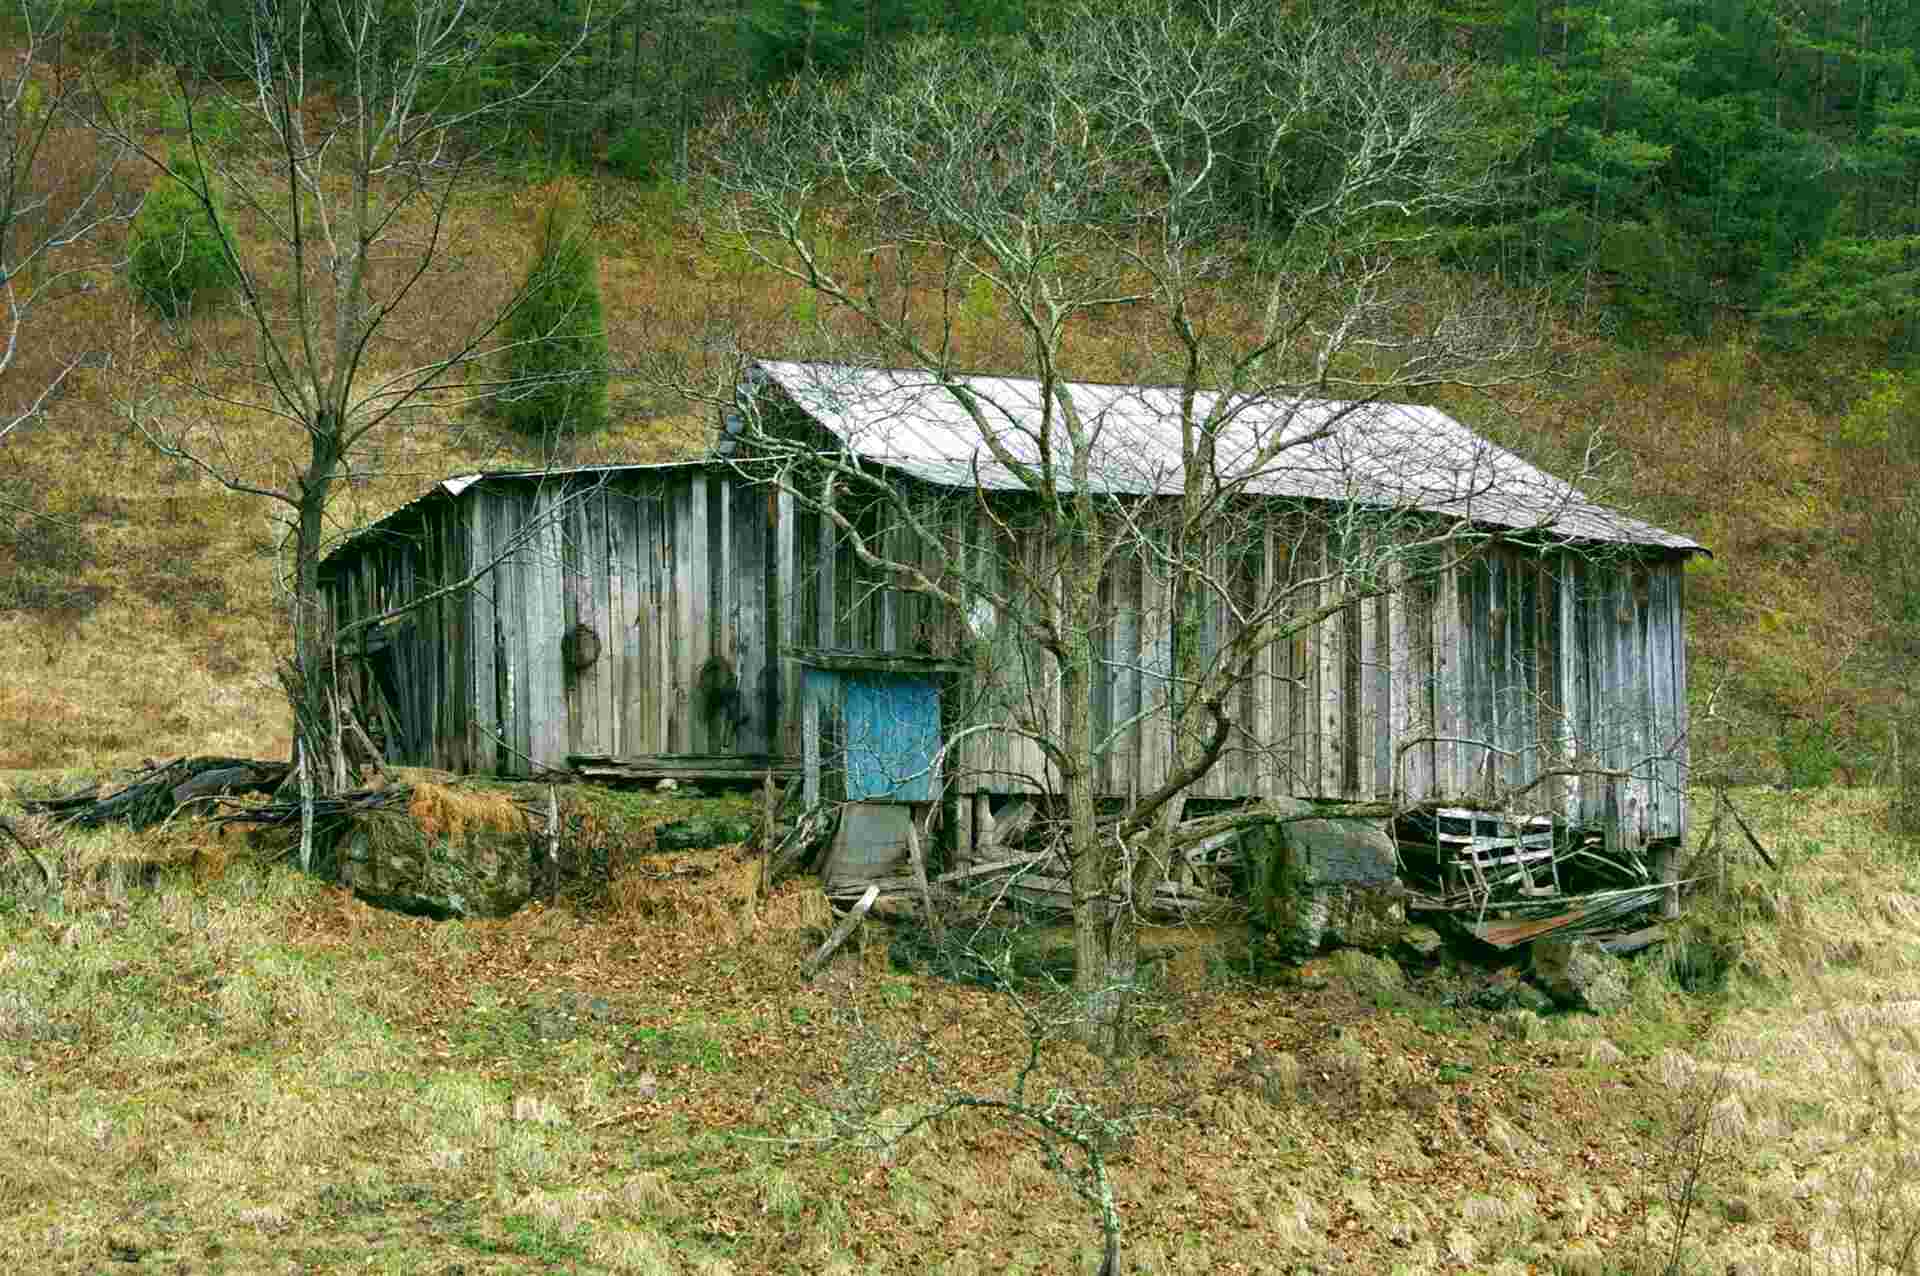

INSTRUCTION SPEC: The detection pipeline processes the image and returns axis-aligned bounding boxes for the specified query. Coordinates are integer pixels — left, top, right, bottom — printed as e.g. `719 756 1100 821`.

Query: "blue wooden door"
842 673 939 801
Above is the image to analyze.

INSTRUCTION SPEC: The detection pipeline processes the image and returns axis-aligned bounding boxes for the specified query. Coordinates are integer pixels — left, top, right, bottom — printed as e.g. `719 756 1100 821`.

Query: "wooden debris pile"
822 798 1245 924
20 757 291 831
1393 801 1774 950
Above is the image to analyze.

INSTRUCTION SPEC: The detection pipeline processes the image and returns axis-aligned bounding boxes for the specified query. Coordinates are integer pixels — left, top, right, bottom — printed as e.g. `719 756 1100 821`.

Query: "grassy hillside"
1 783 1914 1274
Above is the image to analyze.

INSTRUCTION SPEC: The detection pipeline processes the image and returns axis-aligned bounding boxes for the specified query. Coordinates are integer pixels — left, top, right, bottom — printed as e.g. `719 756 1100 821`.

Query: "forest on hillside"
89 0 1920 350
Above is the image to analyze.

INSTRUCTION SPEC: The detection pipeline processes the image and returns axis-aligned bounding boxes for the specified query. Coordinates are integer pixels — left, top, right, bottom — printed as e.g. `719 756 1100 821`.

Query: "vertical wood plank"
777 489 799 758
468 489 499 774
1644 562 1673 838
1647 563 1673 838
1629 562 1653 841
561 493 587 758
802 670 820 807
589 489 615 756
1318 536 1345 799
711 476 731 744
441 507 464 771
608 485 635 757
1671 560 1690 843
1409 565 1436 803
649 480 671 752
671 475 697 752
1113 547 1142 803
732 477 769 756
1510 549 1534 800
1388 561 1415 805
878 508 898 655
505 489 533 775
1140 542 1172 799
1431 560 1462 799
1535 554 1565 819
1290 538 1315 796
1356 581 1379 801
692 473 715 754
1371 591 1392 801
1601 562 1630 814
1581 559 1612 828
834 511 854 649
1251 525 1277 798
817 502 836 650
1483 550 1507 799
629 485 655 756
1558 553 1587 824
1092 568 1114 796
529 483 569 771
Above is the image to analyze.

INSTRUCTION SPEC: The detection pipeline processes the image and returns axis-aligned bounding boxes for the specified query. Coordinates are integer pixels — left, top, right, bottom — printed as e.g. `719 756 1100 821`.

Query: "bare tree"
90 0 595 783
697 0 1603 1052
0 0 133 445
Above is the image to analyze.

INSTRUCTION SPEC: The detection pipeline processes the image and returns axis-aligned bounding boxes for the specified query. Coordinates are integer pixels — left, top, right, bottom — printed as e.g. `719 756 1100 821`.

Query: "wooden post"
297 740 314 874
953 791 974 873
1656 839 1681 920
545 784 561 900
973 793 995 855
905 817 944 947
802 885 879 978
761 769 776 851
330 641 350 791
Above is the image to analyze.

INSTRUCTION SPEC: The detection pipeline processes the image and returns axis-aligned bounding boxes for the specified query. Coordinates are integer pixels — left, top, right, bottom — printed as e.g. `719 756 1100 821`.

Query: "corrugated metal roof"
742 360 1704 553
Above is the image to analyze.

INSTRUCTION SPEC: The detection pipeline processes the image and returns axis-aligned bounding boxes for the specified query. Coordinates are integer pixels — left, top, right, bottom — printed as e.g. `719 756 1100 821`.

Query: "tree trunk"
290 426 340 783
1064 638 1136 1055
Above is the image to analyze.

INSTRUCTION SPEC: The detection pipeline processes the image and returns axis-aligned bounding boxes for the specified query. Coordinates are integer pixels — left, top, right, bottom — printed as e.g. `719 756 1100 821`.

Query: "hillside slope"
0 165 1909 781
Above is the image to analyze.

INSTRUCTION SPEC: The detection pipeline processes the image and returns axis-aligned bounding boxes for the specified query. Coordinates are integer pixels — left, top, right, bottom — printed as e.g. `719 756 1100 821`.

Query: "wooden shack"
318 361 1706 858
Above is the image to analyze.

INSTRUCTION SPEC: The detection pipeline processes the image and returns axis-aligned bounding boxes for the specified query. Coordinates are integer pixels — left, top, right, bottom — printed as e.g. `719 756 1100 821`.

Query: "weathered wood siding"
905 515 1688 840
325 462 1689 841
320 496 473 772
327 465 774 776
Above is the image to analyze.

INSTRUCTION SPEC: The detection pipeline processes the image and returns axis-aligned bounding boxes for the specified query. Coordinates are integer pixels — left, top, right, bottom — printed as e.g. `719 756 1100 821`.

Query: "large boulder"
1531 937 1631 1013
1254 809 1404 953
339 810 531 919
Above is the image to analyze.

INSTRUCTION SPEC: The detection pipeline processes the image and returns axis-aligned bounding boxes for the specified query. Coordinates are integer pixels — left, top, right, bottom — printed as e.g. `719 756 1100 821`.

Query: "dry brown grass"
407 781 528 840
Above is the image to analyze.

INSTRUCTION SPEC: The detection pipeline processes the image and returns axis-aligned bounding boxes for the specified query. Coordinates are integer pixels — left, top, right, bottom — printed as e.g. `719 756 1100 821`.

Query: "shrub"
607 124 672 182
127 153 235 318
500 190 609 438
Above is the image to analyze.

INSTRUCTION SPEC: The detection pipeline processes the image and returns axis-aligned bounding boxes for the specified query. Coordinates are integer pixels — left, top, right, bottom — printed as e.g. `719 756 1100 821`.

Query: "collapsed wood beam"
803 884 879 978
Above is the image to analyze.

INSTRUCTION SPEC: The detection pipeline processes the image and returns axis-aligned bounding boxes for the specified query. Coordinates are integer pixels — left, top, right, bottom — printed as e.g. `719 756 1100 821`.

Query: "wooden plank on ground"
802 885 879 978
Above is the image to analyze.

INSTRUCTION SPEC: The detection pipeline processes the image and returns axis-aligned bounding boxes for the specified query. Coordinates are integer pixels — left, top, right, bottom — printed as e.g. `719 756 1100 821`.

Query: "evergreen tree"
501 192 609 437
127 152 234 319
